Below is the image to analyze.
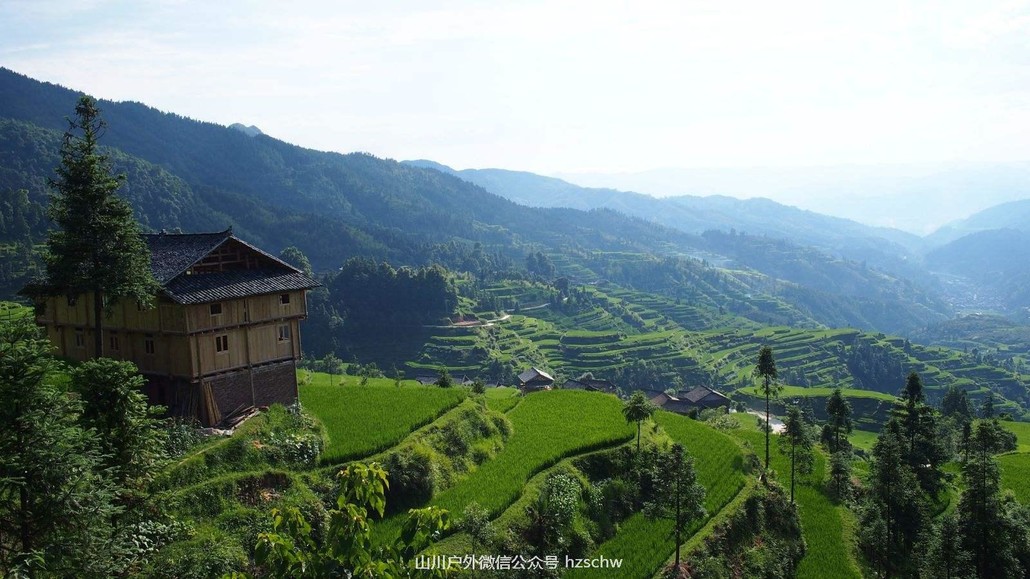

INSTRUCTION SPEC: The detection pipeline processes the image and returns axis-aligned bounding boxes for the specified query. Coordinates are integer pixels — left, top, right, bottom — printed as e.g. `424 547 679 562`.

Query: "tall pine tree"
45 96 157 358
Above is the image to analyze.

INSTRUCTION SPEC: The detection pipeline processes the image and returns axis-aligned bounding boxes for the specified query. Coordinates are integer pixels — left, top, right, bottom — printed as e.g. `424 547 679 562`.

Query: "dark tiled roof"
518 367 554 384
144 230 233 283
163 269 319 305
682 386 713 404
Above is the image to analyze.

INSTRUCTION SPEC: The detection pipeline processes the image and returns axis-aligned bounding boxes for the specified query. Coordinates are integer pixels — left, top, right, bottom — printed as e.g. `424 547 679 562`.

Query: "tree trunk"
764 377 771 469
93 289 103 358
790 439 796 503
674 466 681 570
637 421 641 453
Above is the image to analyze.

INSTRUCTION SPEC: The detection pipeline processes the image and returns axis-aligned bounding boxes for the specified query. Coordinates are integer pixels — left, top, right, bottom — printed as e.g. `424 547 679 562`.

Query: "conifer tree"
45 96 157 358
957 420 1026 578
754 345 780 469
644 443 706 573
622 390 656 453
859 421 926 577
822 387 853 453
778 405 814 503
891 372 947 496
0 322 118 575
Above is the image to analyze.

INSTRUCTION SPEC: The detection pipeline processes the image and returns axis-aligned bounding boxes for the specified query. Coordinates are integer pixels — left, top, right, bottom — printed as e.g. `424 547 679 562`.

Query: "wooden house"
563 377 618 395
26 229 319 425
518 367 554 393
649 386 730 415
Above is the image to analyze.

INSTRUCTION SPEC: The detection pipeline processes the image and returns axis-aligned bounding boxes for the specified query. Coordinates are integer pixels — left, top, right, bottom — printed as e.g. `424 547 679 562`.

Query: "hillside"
404 160 925 273
925 228 1030 314
0 67 956 336
927 198 1030 245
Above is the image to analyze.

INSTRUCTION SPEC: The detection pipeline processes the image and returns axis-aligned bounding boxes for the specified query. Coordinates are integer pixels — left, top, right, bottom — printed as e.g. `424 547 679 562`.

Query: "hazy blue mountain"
557 164 1030 236
927 199 1030 246
404 160 926 277
925 228 1030 313
0 67 954 332
229 123 264 137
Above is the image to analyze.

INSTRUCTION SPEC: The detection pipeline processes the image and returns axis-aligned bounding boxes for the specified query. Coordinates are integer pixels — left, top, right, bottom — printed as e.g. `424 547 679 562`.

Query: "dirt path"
746 409 785 434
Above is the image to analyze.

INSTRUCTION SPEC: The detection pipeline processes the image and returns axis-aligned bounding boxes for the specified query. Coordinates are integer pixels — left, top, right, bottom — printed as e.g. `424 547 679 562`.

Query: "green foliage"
457 502 494 554
374 390 632 542
572 411 746 578
522 471 583 555
644 443 707 571
828 450 853 502
755 345 781 469
859 421 928 577
778 405 816 504
686 482 805 579
73 358 167 491
822 387 853 453
249 462 450 578
0 321 120 576
43 95 158 356
278 245 313 278
956 420 1030 578
299 380 465 464
623 390 656 452
435 368 453 388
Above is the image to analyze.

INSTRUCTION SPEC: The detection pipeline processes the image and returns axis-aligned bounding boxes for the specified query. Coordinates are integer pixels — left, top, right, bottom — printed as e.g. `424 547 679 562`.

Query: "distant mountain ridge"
404 160 925 274
928 199 1030 245
0 66 973 332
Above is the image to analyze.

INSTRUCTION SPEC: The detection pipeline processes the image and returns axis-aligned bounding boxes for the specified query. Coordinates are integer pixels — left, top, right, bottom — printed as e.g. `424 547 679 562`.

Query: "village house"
518 367 554 393
25 228 319 426
563 376 618 395
649 385 731 414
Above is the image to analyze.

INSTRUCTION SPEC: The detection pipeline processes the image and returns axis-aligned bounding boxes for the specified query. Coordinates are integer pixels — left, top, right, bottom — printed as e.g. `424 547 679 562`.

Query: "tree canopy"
44 95 156 357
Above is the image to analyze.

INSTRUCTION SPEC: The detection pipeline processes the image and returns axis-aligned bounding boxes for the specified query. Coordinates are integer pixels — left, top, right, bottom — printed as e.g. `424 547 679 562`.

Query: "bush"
383 444 439 513
145 526 247 579
164 418 204 458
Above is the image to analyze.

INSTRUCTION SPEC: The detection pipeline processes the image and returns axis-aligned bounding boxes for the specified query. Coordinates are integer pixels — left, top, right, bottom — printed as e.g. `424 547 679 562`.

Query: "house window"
145 335 155 355
210 303 222 316
109 333 119 351
279 293 291 305
278 324 291 342
215 334 229 353
74 330 84 348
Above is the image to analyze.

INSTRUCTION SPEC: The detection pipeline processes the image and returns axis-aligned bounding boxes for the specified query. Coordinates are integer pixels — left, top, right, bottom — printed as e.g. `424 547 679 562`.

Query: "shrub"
383 444 439 513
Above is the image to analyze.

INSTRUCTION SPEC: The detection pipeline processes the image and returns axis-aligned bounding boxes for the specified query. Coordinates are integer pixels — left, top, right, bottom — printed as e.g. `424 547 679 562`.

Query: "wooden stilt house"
25 228 319 425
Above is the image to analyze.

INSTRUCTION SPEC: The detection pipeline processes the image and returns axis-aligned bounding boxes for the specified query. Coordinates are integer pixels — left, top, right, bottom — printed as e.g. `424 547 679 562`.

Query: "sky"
3 0 1030 229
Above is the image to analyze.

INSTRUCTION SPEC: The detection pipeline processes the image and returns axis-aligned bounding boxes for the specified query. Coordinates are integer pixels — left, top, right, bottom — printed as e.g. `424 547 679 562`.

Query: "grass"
849 428 879 452
740 385 897 401
999 420 1030 453
374 390 634 540
432 390 633 516
1000 453 1030 503
567 411 747 579
299 376 466 464
729 414 862 579
484 386 521 413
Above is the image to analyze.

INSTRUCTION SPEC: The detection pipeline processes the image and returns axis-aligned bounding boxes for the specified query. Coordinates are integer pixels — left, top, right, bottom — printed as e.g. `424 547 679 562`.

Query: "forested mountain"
404 160 925 271
0 67 955 334
925 229 1030 313
927 198 1030 245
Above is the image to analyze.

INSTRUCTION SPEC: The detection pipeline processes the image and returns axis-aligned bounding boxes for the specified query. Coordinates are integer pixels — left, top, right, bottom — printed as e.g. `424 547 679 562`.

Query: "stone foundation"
206 360 299 422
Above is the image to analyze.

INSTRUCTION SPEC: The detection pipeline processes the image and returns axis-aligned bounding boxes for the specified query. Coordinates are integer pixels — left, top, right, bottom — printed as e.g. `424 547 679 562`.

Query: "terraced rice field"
999 453 1030 503
374 390 634 540
729 414 862 579
567 411 747 578
432 390 633 516
300 380 466 464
